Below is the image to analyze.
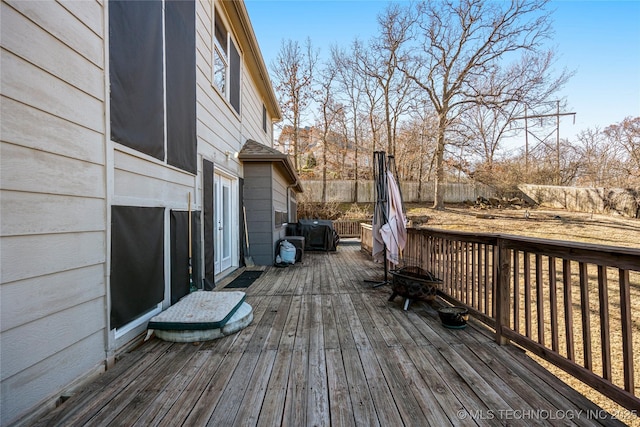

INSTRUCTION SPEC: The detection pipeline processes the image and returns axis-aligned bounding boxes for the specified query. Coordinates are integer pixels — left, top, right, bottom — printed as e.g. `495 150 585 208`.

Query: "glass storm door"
214 174 233 274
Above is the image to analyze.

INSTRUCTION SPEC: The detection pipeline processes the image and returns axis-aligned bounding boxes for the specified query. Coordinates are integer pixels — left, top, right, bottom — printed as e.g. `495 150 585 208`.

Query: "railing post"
495 239 511 345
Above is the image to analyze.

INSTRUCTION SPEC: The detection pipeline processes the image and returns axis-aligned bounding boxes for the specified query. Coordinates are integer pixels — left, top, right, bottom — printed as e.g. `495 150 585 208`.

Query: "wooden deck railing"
334 220 365 238
360 223 373 254
399 227 640 411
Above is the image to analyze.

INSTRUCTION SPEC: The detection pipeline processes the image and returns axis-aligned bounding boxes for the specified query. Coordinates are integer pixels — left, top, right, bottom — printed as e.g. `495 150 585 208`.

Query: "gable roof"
239 140 302 192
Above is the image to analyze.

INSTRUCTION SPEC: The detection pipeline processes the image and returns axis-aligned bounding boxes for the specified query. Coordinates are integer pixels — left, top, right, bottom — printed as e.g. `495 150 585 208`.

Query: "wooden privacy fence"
400 227 640 411
300 180 495 203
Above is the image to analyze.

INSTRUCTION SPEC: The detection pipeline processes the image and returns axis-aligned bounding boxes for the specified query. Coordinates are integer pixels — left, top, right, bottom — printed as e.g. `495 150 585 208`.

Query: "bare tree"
604 116 640 185
359 3 415 158
316 60 342 203
332 43 368 200
393 105 439 200
393 0 556 209
457 50 574 184
354 40 385 175
574 127 623 187
271 38 318 172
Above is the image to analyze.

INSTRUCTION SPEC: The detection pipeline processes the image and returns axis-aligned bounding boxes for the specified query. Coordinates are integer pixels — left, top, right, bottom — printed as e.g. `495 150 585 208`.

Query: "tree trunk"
354 138 359 202
417 136 424 202
322 134 327 203
433 119 446 210
293 115 299 172
386 98 393 155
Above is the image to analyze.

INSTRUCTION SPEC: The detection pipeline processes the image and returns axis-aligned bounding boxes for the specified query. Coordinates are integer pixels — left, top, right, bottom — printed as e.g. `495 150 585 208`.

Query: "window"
288 190 297 223
213 8 241 114
213 10 227 95
262 104 267 132
275 210 288 228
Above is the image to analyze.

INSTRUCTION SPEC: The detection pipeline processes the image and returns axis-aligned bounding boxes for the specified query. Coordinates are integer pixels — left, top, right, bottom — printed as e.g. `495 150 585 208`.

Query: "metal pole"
525 105 529 174
556 100 560 184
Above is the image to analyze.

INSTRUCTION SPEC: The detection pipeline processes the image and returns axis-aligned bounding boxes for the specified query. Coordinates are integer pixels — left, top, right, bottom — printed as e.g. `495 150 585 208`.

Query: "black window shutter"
109 0 164 160
203 160 215 285
166 0 197 174
110 206 164 329
230 40 241 114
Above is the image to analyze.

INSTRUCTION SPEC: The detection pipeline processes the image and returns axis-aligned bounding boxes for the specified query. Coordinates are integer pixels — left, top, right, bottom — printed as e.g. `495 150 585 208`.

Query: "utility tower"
511 101 576 184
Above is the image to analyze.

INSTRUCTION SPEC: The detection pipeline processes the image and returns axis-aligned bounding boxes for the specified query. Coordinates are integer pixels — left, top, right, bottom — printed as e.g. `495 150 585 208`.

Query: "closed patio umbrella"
379 170 406 266
369 151 406 287
372 152 387 265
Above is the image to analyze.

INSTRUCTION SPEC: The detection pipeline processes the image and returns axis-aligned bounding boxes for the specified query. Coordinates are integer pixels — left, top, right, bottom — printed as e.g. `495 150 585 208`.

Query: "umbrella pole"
370 243 390 288
365 151 392 288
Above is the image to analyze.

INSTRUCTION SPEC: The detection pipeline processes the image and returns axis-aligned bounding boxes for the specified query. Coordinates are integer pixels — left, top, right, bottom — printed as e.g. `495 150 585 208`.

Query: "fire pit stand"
388 266 442 310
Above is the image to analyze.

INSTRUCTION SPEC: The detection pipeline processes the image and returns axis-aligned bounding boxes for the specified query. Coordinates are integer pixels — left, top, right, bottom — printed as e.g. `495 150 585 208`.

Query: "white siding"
0 1 107 425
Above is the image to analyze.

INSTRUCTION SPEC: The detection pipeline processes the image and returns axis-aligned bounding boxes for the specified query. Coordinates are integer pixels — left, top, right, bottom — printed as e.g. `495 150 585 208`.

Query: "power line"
510 102 576 182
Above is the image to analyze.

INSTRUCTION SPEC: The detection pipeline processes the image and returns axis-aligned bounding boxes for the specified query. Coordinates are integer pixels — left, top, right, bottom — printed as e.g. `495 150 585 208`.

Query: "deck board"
35 245 626 427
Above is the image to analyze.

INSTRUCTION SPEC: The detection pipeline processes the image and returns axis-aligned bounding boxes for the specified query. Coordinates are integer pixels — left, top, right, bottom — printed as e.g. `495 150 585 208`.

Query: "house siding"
196 1 244 170
241 65 273 144
0 0 282 424
243 162 297 266
244 163 274 265
0 1 108 425
273 166 290 244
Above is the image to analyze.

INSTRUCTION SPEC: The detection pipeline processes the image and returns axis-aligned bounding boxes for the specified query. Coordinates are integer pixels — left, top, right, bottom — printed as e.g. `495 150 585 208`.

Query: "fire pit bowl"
438 306 469 329
389 266 442 303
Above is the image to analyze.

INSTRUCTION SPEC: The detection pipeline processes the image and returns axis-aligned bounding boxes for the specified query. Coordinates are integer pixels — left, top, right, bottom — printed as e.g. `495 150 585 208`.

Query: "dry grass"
406 203 640 425
406 203 640 249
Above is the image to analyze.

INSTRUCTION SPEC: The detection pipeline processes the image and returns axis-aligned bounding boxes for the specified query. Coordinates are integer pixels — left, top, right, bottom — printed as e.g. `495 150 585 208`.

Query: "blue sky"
245 0 640 142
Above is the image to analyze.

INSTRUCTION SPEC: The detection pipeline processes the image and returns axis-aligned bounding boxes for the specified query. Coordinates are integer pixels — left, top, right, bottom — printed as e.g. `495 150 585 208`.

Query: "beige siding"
1 51 103 132
6 0 104 67
1 97 104 164
1 4 103 99
1 0 283 424
113 149 195 207
0 1 107 425
1 143 105 197
1 331 105 427
1 298 105 381
241 65 272 146
1 232 105 283
195 0 273 169
196 1 242 161
0 191 105 236
0 264 106 332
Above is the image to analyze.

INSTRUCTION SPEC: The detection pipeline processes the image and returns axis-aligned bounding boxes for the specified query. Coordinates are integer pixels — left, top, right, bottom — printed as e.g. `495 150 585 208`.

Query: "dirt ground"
403 203 640 424
405 203 640 250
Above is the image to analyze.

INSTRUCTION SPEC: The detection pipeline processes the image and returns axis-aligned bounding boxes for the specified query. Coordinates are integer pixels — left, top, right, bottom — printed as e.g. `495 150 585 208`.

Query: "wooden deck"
35 244 624 426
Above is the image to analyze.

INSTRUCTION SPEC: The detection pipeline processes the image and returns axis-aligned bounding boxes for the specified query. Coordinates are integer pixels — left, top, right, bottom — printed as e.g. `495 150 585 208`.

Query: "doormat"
226 271 262 288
